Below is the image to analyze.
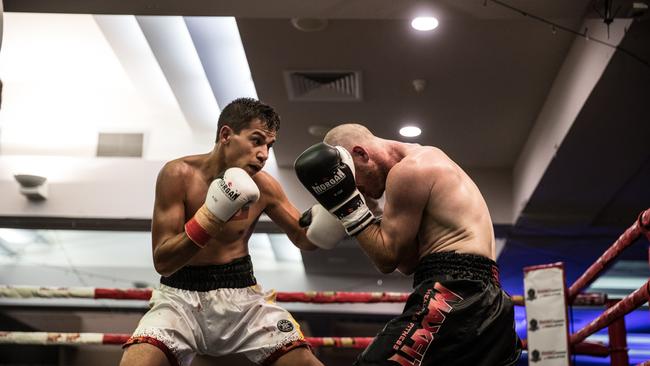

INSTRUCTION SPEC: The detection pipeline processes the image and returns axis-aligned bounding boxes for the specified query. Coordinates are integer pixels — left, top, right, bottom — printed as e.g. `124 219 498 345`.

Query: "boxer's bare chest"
185 175 266 263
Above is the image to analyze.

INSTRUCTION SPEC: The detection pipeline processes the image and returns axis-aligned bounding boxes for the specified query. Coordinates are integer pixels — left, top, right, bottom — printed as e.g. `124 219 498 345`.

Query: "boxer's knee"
271 346 323 366
120 343 171 366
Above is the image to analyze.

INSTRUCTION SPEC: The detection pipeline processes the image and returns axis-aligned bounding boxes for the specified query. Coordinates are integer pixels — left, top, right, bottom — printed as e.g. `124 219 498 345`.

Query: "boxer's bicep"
151 164 187 251
381 165 432 260
260 173 317 250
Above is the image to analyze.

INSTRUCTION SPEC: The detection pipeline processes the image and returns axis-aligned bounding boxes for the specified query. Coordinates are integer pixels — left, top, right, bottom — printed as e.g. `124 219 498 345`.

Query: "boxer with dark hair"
120 98 328 366
295 123 522 366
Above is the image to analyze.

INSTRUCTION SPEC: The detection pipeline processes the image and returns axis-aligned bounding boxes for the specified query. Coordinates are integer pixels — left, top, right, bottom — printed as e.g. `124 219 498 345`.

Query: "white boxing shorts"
123 256 309 366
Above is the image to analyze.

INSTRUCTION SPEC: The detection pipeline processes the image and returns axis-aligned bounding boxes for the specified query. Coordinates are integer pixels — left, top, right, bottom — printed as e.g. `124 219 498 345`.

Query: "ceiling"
1 2 650 363
3 0 648 225
5 0 592 170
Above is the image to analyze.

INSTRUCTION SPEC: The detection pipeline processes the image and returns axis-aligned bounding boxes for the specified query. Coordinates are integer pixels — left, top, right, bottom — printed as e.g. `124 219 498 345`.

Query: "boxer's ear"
218 125 234 145
352 146 369 162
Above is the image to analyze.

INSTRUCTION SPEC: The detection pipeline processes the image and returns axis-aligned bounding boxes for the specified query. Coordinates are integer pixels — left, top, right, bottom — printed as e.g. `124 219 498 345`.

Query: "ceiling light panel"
136 16 219 132
184 17 258 106
399 126 422 137
411 17 439 31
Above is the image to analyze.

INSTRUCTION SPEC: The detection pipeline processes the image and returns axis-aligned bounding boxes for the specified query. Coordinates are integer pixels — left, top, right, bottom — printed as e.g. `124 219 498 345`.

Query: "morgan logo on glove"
216 179 241 201
277 319 294 332
311 169 346 195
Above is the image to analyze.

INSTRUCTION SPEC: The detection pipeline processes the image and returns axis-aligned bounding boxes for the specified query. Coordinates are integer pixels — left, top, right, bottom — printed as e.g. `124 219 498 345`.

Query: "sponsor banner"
524 263 570 366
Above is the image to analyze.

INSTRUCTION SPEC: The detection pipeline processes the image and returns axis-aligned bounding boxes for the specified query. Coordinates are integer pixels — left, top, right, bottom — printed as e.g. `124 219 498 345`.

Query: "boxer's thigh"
124 287 200 366
203 286 310 364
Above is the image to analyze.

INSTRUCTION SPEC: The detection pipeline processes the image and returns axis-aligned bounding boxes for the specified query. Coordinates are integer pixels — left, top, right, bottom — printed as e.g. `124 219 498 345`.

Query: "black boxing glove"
294 142 374 236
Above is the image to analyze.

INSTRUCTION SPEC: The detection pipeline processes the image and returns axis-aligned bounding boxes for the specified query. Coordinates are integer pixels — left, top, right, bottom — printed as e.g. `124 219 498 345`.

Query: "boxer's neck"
383 140 416 168
202 145 226 181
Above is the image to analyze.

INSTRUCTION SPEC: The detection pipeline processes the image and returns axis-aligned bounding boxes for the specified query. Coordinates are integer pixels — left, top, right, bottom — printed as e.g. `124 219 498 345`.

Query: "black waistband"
160 255 257 291
413 251 500 288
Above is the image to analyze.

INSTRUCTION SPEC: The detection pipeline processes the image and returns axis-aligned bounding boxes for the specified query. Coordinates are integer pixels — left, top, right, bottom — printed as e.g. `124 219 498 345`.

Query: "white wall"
467 167 513 224
512 18 633 220
0 155 514 223
0 156 162 218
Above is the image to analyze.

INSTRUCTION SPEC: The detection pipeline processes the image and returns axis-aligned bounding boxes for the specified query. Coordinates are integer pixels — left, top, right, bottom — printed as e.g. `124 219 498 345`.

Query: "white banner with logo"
523 263 570 366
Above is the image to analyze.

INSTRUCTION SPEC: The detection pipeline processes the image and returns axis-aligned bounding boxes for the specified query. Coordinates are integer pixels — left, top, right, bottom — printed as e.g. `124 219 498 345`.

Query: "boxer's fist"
185 168 260 247
294 143 374 236
300 204 347 249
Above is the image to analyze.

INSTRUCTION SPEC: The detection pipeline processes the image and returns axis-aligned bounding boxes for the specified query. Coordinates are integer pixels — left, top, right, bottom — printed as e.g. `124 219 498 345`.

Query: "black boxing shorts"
354 251 522 366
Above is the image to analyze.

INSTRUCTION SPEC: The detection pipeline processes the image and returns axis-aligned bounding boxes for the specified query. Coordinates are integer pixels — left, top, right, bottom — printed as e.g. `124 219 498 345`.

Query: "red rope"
570 280 650 345
276 291 409 303
102 333 130 344
569 208 650 300
2 331 621 356
0 331 372 348
94 288 152 300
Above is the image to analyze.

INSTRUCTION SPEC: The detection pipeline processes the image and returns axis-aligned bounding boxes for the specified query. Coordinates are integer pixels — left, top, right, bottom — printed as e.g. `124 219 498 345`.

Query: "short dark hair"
216 98 280 141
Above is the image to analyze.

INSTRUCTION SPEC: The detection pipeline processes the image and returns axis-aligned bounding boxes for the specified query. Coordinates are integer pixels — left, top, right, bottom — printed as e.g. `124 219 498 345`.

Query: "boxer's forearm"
364 195 384 217
152 234 202 277
356 223 400 274
287 228 319 251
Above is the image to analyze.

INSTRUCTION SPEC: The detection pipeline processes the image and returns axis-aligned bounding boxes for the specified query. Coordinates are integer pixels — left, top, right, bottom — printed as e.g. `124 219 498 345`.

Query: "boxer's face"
352 155 387 200
222 118 276 175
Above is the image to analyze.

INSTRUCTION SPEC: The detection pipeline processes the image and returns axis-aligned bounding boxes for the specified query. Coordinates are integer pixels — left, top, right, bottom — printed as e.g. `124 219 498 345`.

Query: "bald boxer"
295 124 522 366
120 98 330 366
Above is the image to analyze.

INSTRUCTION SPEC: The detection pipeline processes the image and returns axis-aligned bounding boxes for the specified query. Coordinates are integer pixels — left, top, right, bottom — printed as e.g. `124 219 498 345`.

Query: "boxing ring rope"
1 209 648 363
0 331 373 349
0 287 412 303
564 209 650 366
0 286 610 306
572 292 648 347
0 330 628 357
569 208 650 301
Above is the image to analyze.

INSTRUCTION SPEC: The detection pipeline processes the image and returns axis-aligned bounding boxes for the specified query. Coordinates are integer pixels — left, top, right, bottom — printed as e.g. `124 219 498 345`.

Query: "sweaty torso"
181 157 270 266
396 147 496 275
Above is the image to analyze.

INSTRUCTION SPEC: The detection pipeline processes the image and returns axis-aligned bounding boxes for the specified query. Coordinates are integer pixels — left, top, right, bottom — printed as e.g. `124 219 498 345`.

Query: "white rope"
0 286 94 299
0 331 104 345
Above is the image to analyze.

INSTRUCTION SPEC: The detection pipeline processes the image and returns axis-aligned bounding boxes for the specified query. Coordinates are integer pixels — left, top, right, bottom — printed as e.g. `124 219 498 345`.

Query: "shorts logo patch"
277 319 294 332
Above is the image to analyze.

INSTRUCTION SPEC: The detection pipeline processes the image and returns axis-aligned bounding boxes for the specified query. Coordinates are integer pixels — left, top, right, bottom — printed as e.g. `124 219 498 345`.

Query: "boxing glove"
294 142 374 236
185 167 260 247
299 204 347 249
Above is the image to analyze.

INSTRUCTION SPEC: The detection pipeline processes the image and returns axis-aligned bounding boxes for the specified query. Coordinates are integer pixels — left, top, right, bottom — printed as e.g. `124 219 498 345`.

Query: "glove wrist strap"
331 193 375 236
184 217 210 248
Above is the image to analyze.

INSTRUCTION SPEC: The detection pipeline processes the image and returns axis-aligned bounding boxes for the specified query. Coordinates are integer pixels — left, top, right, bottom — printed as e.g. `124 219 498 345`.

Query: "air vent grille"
97 133 143 157
284 70 362 101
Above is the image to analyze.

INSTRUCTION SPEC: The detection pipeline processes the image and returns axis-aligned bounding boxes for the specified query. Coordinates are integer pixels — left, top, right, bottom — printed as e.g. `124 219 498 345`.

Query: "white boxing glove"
205 168 260 221
334 145 355 176
185 167 260 247
300 204 348 249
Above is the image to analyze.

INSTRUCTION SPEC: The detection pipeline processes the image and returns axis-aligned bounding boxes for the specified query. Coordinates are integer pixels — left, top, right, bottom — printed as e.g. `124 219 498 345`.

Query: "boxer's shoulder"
252 171 282 198
160 154 208 180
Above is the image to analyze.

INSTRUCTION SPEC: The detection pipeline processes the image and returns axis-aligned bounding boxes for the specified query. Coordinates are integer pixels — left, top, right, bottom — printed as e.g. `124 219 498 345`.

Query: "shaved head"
323 123 375 149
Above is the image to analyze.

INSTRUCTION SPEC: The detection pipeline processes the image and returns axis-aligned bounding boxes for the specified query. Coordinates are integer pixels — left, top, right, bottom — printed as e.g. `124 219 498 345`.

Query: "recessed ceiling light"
291 18 329 32
411 17 439 31
399 126 421 137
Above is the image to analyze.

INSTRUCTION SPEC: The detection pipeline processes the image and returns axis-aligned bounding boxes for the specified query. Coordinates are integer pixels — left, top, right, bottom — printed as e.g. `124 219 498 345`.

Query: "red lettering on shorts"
388 283 463 365
394 322 415 350
388 352 418 366
431 282 462 312
421 307 445 331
